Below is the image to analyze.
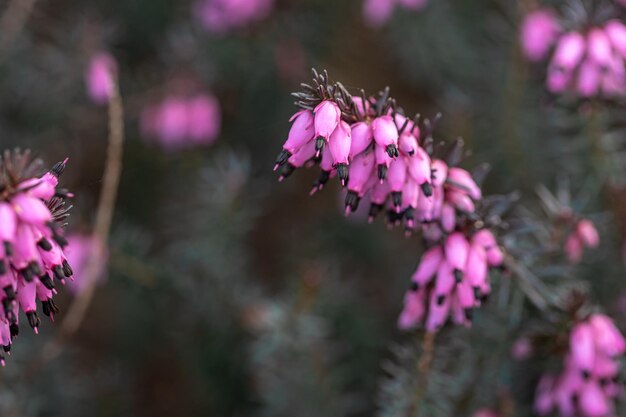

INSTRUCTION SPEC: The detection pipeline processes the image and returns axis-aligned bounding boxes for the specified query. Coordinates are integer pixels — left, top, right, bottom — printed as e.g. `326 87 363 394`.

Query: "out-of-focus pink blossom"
535 314 625 417
85 52 117 105
362 0 428 28
65 234 108 295
520 9 560 62
141 93 221 151
564 218 599 263
524 15 626 99
0 153 74 362
472 409 499 417
194 0 274 33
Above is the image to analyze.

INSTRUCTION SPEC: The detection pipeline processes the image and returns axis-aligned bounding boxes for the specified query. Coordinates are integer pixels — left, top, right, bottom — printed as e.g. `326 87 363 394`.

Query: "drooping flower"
193 0 274 33
520 9 561 62
0 149 74 363
535 314 625 417
85 52 117 105
140 93 221 151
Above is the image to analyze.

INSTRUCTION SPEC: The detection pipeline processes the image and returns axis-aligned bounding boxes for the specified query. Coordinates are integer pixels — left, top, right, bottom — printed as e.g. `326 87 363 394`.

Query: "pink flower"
520 9 560 62
85 52 117 105
362 0 427 28
0 151 75 362
194 0 274 33
141 93 221 151
65 234 108 295
535 314 625 417
564 219 599 263
472 409 499 417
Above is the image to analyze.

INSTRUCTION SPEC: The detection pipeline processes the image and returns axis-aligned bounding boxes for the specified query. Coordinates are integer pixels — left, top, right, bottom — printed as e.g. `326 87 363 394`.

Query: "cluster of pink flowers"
274 70 503 332
535 314 625 417
564 219 600 263
521 9 626 98
0 152 74 363
398 229 503 332
193 0 273 33
140 94 221 151
362 0 428 28
85 52 117 105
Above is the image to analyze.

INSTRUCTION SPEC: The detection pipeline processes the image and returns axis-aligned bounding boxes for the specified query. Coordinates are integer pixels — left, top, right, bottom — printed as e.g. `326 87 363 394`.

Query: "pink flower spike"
520 9 560 62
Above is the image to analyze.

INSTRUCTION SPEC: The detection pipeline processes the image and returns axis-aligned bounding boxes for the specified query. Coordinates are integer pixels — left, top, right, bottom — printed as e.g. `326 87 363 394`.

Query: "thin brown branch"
407 331 436 417
39 69 125 363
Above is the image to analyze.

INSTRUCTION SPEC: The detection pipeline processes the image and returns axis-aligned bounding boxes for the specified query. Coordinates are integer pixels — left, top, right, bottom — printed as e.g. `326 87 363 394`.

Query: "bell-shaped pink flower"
371 115 399 155
445 232 469 275
362 0 396 28
570 322 595 373
576 219 599 248
587 28 613 69
411 246 443 288
329 121 352 184
314 100 341 142
552 31 586 72
11 194 52 225
520 9 560 62
605 20 626 59
349 122 373 159
579 381 610 417
85 52 117 105
447 167 481 200
398 288 426 330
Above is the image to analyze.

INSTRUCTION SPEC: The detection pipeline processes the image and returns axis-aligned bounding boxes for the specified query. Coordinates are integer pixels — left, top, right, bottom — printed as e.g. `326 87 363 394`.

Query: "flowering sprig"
274 69 507 332
0 149 73 362
520 3 626 99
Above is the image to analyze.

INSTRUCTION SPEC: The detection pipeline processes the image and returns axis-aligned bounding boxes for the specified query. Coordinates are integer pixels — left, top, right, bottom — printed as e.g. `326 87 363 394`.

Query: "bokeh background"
1 0 626 416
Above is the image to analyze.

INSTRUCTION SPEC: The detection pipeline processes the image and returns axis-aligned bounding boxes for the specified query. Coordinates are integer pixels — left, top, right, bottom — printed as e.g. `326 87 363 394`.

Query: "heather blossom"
85 52 117 105
273 70 503 332
564 218 599 263
535 314 625 417
194 0 274 33
0 150 74 363
521 10 626 98
362 0 428 28
140 93 221 151
520 8 561 62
